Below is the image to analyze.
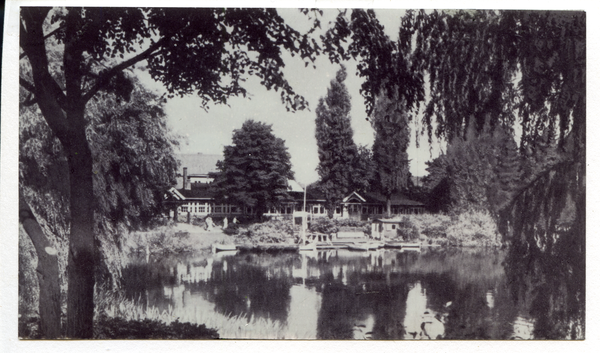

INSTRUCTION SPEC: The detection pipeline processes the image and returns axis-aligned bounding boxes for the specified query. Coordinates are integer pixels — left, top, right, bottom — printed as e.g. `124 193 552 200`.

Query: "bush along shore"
209 209 503 250
112 210 505 261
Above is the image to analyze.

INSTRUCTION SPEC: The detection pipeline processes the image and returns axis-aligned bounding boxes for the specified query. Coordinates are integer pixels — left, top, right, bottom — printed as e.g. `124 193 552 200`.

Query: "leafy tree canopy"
210 120 294 220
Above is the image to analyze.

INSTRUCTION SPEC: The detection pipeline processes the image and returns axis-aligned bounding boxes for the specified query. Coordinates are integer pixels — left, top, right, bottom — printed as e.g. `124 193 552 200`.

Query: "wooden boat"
384 242 404 249
347 242 370 251
368 241 384 250
400 242 421 248
385 241 421 249
212 243 237 252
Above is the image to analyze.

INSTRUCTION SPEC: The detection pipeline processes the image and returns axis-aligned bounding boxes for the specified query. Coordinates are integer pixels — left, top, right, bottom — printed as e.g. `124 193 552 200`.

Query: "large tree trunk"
19 192 61 339
64 117 96 339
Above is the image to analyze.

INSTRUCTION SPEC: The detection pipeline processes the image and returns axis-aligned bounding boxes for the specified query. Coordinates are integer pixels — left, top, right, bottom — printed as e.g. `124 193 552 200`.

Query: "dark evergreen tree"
315 66 359 218
370 89 411 217
422 157 452 213
210 120 294 220
352 144 375 193
423 123 522 215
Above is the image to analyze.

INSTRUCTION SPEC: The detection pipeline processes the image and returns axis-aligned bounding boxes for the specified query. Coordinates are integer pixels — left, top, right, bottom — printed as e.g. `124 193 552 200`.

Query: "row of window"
179 202 423 215
180 204 239 214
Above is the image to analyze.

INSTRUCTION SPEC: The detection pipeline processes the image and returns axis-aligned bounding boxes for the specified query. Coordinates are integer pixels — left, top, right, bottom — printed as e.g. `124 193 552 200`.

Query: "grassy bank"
94 288 313 339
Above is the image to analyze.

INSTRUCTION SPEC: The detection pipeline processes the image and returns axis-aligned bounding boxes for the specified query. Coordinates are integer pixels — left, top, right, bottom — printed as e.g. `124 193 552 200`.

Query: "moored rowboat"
212 243 237 252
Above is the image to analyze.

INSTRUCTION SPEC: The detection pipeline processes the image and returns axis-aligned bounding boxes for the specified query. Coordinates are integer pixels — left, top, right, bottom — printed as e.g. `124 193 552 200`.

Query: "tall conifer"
315 66 359 218
371 89 411 217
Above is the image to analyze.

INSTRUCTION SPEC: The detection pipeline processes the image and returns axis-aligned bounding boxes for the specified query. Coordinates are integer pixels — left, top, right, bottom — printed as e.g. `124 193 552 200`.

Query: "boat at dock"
212 243 237 252
384 241 421 249
347 241 384 251
347 242 370 251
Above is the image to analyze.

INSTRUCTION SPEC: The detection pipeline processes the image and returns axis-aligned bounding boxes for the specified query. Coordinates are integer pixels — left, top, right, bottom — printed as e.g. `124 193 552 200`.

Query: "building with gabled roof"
165 158 425 221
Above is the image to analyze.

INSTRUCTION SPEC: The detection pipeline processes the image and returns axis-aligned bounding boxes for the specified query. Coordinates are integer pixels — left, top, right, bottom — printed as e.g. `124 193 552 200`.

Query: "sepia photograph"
2 0 589 344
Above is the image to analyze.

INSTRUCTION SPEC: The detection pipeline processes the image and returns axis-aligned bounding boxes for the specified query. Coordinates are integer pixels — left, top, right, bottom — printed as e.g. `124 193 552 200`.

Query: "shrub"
125 228 194 254
94 315 219 339
394 217 419 241
235 219 296 244
308 218 370 236
308 217 337 235
445 210 501 247
223 222 240 235
18 316 42 339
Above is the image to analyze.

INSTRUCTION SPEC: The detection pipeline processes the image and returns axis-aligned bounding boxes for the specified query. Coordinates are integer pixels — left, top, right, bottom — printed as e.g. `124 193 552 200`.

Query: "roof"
177 153 222 175
360 192 425 207
343 191 366 203
178 184 216 199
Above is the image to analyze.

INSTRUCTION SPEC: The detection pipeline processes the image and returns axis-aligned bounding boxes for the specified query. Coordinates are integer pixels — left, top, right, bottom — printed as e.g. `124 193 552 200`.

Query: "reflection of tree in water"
200 259 293 324
119 247 562 339
501 162 585 339
504 241 584 339
443 283 492 339
316 264 411 339
418 252 518 340
120 255 179 307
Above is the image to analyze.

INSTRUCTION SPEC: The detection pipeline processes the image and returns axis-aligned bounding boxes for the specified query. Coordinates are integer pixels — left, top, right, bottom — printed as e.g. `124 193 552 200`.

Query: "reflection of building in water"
292 253 320 283
176 258 214 284
512 316 535 339
341 265 348 285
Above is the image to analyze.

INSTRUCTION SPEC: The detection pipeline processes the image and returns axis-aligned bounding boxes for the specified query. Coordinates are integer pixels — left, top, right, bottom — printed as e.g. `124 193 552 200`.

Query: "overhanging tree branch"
82 38 168 103
20 24 66 60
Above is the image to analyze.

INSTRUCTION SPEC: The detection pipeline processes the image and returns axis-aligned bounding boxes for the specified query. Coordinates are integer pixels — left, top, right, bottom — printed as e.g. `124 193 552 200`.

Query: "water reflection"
121 248 543 339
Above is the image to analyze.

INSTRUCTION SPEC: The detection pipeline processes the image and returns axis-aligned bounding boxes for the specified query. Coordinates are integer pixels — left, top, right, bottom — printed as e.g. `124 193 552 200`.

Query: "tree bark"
64 112 96 339
19 191 62 339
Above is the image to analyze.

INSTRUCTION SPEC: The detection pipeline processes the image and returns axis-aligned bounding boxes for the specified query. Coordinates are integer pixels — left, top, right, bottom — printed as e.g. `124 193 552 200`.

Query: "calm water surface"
122 248 537 339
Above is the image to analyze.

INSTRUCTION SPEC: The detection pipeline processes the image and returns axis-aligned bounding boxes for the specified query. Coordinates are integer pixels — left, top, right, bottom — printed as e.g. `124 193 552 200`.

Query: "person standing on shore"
205 215 213 232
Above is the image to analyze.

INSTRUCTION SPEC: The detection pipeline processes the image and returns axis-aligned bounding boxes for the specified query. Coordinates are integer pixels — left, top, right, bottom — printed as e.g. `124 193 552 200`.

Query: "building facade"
165 153 425 220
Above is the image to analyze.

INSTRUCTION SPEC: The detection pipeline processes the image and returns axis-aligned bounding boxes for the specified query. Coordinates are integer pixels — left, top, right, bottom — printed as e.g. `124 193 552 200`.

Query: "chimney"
183 167 188 190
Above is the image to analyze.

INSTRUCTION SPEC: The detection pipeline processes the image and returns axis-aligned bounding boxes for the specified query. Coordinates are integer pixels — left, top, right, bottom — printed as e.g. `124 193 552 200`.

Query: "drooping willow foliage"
326 9 585 338
20 77 180 284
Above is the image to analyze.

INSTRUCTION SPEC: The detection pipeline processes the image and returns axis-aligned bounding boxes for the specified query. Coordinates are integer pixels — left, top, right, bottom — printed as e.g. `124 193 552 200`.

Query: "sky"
136 8 445 185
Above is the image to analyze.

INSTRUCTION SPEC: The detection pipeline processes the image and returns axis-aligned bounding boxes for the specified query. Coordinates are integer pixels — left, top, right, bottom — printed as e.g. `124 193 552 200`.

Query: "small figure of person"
205 215 213 232
233 217 239 224
223 217 228 229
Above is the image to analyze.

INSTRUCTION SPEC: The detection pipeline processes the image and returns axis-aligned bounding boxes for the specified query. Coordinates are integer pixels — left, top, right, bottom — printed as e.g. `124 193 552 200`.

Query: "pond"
119 247 570 340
